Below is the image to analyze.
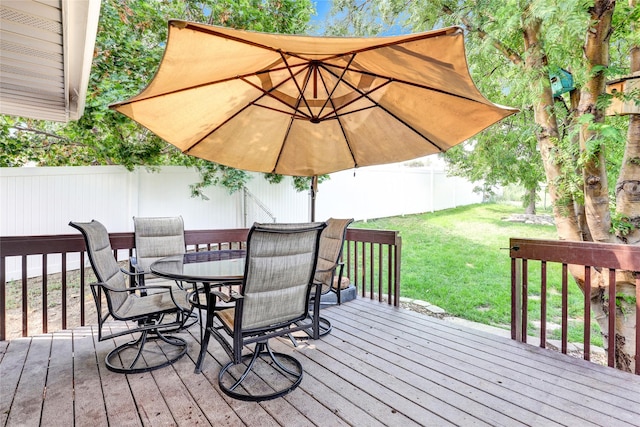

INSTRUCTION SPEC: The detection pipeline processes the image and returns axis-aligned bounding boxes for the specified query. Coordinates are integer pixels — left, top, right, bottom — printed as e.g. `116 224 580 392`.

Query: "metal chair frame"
195 222 326 401
70 220 191 374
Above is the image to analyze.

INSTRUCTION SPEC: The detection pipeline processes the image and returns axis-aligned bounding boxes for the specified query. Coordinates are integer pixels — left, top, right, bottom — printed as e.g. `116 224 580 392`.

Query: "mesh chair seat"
113 290 190 320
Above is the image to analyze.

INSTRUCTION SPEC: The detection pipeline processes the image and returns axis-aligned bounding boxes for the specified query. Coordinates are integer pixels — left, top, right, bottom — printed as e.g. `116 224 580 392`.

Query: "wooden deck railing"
0 227 401 340
510 238 640 375
345 228 402 306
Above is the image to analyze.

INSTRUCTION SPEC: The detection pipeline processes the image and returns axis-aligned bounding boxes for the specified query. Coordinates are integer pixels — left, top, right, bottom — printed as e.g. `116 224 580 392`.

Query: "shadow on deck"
1 298 639 426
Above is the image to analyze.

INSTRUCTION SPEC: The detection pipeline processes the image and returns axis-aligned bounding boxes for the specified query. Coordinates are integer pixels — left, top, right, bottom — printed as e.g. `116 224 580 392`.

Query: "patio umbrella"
111 20 517 219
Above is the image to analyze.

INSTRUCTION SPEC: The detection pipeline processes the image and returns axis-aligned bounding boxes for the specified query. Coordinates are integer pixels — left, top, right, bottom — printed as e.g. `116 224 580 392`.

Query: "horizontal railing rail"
510 238 640 375
0 227 401 340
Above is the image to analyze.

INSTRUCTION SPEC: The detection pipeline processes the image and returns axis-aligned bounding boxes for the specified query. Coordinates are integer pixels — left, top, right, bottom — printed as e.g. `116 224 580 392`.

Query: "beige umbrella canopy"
111 20 517 178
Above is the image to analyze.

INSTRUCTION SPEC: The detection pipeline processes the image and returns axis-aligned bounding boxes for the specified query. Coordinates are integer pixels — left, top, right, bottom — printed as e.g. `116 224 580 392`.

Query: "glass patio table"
150 249 246 284
150 249 246 341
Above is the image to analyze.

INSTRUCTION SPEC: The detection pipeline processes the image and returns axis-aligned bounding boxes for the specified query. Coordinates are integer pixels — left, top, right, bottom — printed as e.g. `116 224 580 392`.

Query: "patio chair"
195 222 326 401
69 220 192 374
132 215 203 328
131 216 185 293
315 218 354 305
296 218 353 339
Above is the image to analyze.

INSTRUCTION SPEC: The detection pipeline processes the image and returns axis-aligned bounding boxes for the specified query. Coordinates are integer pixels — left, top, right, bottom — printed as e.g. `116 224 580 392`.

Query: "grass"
351 203 602 346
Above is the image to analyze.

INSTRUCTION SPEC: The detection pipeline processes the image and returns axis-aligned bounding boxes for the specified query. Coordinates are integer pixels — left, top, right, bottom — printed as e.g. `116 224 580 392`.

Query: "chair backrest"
69 220 129 310
314 218 354 288
133 216 185 274
240 222 326 331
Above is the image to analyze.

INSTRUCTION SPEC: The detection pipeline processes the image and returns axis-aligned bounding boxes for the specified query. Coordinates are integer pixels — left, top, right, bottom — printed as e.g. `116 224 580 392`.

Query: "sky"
309 0 408 36
312 1 333 21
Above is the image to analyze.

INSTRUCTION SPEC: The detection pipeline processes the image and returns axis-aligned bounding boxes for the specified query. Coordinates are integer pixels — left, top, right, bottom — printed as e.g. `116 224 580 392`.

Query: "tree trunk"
572 0 637 373
617 113 640 245
608 0 640 372
616 32 640 245
578 0 616 244
524 187 536 214
522 17 582 242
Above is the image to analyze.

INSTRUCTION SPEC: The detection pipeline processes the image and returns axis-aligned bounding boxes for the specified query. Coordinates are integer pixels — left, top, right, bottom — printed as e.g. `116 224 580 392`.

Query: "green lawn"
351 203 600 345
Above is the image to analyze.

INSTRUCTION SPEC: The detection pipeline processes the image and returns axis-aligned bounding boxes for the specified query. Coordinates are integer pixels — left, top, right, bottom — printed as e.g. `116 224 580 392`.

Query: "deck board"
329 299 636 426
0 338 30 426
351 299 640 424
2 298 640 426
7 333 50 426
316 323 536 426
40 330 74 426
71 326 110 426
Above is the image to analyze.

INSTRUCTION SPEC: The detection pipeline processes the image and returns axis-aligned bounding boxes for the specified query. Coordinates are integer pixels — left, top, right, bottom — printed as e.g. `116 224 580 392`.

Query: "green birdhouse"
549 67 575 97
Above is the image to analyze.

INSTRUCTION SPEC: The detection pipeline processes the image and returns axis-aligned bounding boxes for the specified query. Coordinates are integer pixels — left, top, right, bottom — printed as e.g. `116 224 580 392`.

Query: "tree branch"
12 125 72 143
441 5 523 66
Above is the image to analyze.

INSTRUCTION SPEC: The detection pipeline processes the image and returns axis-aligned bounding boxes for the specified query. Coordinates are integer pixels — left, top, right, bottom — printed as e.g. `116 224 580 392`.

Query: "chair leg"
217 340 303 402
294 314 332 341
104 329 187 374
316 316 332 336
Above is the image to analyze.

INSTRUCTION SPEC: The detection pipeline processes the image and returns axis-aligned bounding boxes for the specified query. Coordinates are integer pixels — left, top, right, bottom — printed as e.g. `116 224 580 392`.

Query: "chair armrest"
211 289 243 303
121 264 148 290
120 267 146 277
94 281 173 295
206 289 242 313
130 256 141 271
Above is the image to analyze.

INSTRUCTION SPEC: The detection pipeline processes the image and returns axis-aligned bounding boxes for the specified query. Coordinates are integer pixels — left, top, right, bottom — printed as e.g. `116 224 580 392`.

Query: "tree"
444 117 544 213
329 0 640 372
0 0 315 195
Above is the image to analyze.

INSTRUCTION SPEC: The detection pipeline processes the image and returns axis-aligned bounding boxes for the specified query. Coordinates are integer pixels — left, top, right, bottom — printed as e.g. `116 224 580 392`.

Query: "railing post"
511 257 522 342
0 255 5 341
636 273 640 375
394 235 401 307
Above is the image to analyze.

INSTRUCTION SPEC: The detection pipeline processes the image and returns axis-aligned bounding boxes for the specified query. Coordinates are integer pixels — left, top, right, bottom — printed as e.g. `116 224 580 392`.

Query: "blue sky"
312 1 332 21
309 0 407 36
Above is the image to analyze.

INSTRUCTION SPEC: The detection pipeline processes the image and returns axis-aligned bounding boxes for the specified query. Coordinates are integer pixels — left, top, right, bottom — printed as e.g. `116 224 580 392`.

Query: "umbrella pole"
310 176 318 222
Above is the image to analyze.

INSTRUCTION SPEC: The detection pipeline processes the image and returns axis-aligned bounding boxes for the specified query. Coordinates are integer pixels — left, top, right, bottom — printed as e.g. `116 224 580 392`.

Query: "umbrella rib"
317 79 392 121
270 60 315 172
110 62 309 107
241 76 312 120
316 54 357 118
320 72 358 169
183 63 315 154
279 52 316 120
320 66 446 152
179 22 324 63
271 114 296 175
182 102 255 154
322 63 486 106
306 27 462 61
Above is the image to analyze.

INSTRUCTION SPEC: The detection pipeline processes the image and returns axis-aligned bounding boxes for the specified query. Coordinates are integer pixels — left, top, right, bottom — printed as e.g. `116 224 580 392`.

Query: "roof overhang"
0 0 101 122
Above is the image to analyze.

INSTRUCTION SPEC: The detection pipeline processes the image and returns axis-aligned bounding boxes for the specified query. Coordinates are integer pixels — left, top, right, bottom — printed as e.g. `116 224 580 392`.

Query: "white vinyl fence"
1 162 482 279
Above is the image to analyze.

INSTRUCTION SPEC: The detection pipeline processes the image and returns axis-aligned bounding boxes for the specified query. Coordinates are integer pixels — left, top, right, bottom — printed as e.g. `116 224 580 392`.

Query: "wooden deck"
2 298 640 426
